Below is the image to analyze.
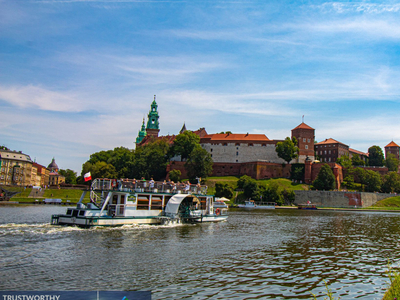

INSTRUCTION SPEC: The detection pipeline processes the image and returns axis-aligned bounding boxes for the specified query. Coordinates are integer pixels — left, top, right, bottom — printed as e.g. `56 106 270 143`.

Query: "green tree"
261 181 283 205
108 147 135 178
312 164 336 190
242 177 259 199
131 139 170 180
215 182 234 199
168 169 181 182
81 161 118 180
363 170 382 192
337 155 352 168
185 145 213 181
386 153 399 172
368 145 385 167
237 175 253 189
0 145 9 150
381 172 400 193
290 164 304 181
351 154 365 166
58 169 77 184
275 137 299 164
171 131 200 161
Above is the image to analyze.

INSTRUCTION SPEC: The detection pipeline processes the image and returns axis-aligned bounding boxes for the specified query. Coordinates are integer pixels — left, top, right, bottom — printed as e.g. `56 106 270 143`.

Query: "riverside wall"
294 190 393 208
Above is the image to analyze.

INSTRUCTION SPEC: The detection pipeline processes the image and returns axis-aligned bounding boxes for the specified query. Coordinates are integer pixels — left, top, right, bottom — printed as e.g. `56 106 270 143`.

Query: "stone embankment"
294 190 393 208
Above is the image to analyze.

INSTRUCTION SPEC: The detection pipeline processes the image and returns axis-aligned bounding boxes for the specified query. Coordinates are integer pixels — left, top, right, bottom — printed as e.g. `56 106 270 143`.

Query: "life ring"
111 180 117 188
215 208 221 216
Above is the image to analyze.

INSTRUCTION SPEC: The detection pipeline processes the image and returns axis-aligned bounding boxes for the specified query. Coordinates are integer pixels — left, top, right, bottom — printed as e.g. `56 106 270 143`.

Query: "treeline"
215 175 296 206
80 131 213 183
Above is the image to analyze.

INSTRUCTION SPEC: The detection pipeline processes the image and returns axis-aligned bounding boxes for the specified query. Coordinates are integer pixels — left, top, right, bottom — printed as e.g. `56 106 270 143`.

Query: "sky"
1 0 400 174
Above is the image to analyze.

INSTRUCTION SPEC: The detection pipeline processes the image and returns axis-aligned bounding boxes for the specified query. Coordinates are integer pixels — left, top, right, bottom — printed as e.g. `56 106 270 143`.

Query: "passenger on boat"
184 182 190 192
150 178 155 189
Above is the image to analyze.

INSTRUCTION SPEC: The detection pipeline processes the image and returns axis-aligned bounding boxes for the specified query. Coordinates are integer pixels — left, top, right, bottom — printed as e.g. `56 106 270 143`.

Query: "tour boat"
237 200 275 209
51 178 228 228
297 204 317 210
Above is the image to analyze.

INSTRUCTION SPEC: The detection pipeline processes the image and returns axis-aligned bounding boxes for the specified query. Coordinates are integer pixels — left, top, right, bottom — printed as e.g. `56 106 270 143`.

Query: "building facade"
0 150 33 186
315 138 350 163
291 122 315 163
385 141 400 160
200 133 284 164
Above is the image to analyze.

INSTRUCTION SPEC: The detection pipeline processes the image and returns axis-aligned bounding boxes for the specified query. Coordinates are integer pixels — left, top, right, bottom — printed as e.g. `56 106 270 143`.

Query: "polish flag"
84 172 92 182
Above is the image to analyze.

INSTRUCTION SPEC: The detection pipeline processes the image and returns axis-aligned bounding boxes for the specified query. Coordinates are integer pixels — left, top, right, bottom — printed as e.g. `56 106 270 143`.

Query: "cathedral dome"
48 158 59 172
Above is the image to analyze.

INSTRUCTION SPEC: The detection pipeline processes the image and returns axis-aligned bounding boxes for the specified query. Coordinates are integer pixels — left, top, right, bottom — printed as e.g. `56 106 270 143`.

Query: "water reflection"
0 207 398 298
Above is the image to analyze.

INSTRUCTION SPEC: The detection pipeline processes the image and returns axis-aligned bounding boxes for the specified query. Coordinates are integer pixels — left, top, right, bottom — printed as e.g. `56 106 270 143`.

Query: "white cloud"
0 85 85 112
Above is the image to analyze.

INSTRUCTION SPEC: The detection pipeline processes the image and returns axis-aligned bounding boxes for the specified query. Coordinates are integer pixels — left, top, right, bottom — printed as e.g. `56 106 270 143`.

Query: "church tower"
146 95 160 138
135 118 147 144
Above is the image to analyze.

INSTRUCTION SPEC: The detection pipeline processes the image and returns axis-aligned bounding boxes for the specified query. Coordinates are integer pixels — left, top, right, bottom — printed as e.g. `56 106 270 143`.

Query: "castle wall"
294 190 392 208
201 142 285 164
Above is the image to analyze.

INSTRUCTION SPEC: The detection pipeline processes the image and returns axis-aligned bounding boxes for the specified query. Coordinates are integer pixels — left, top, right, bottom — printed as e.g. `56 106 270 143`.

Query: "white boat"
51 178 228 228
237 200 275 209
214 197 229 209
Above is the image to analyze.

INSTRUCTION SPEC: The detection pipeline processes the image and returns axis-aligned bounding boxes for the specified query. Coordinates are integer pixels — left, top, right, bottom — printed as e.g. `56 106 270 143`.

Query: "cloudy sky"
1 0 400 174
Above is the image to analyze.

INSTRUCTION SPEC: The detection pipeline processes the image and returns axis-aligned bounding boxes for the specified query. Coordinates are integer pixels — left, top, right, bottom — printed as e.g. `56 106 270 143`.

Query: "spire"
180 122 187 134
146 95 160 132
136 117 147 144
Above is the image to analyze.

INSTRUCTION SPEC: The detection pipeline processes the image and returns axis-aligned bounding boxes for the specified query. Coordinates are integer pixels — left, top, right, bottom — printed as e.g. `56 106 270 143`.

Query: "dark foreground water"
0 206 399 299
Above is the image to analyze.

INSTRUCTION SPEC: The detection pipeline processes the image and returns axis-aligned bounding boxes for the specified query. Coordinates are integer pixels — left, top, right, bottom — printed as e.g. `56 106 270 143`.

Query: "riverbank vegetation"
207 176 308 205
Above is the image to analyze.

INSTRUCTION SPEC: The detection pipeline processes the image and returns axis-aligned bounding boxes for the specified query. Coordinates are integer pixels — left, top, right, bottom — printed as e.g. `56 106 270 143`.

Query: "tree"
261 181 283 205
185 145 213 181
368 145 385 167
0 145 9 150
131 139 170 180
237 175 253 189
171 131 200 161
276 137 299 164
58 169 77 184
168 169 181 182
242 177 259 199
363 170 382 192
351 154 365 166
386 153 399 172
312 164 336 190
81 161 118 180
337 155 352 168
290 164 304 181
381 172 400 193
215 182 234 199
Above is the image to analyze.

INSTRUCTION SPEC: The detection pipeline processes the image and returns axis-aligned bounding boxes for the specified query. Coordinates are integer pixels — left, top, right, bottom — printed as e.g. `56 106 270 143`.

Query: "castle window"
308 139 310 143
211 149 213 152
329 150 331 154
262 144 266 147
248 143 253 146
235 143 240 146
303 138 306 142
211 154 213 158
236 152 239 156
236 147 239 150
305 145 308 149
236 160 238 163
223 143 227 146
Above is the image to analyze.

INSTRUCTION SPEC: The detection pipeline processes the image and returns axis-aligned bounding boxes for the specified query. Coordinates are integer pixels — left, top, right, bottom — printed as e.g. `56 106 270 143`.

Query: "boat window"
112 195 118 204
79 210 85 216
120 195 125 204
66 209 72 215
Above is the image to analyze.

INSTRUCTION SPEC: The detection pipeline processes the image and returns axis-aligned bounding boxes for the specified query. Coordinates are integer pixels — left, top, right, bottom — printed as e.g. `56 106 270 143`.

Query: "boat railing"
91 178 208 195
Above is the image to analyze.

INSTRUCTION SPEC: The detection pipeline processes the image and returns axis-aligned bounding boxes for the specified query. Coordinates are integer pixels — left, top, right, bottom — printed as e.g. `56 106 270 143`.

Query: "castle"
136 97 397 184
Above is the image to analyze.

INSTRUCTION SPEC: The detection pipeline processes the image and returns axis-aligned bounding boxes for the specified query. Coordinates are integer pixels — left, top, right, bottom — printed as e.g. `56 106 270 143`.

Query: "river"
0 205 398 299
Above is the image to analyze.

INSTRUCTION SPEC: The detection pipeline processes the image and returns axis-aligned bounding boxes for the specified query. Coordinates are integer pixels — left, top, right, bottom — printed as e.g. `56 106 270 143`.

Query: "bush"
169 169 181 182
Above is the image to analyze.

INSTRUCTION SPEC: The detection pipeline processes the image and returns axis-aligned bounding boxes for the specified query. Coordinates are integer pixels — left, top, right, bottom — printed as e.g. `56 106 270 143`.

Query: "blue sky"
1 0 400 174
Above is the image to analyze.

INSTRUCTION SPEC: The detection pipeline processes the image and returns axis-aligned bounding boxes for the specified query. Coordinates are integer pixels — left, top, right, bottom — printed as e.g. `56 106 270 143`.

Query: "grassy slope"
368 196 400 210
7 188 90 203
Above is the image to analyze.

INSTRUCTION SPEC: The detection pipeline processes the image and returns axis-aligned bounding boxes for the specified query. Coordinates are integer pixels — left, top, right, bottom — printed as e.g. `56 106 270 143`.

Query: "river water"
0 205 399 299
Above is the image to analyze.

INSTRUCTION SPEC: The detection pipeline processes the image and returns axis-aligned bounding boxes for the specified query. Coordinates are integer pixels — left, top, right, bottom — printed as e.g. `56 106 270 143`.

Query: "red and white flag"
84 172 92 182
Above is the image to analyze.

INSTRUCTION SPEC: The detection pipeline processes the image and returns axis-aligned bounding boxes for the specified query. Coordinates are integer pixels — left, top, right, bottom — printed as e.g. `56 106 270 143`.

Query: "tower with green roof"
146 95 160 138
135 118 147 144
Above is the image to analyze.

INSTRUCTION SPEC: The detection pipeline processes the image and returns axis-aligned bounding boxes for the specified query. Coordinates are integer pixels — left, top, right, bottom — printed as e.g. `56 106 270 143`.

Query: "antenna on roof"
302 115 304 123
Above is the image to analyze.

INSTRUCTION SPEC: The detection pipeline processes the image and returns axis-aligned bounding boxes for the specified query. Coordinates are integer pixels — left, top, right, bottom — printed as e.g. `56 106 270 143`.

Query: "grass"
383 261 400 300
5 187 91 203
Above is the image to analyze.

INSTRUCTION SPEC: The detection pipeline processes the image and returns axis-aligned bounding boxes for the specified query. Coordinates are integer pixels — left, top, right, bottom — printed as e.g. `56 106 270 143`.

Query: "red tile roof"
349 148 368 157
292 122 314 130
201 133 270 142
385 141 399 148
315 138 348 146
